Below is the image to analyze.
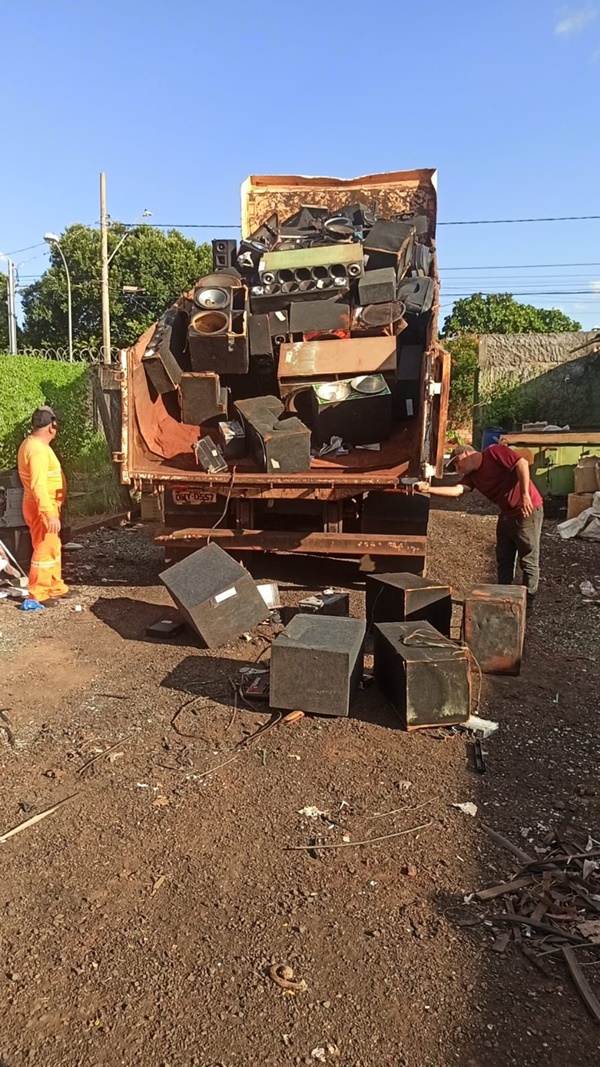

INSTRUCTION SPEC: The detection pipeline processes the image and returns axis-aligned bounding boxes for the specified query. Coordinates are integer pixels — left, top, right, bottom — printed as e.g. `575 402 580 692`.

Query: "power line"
442 261 600 271
120 213 600 230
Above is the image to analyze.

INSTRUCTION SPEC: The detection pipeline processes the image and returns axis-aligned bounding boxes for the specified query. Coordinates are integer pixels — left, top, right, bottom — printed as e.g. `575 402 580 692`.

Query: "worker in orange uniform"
17 406 70 604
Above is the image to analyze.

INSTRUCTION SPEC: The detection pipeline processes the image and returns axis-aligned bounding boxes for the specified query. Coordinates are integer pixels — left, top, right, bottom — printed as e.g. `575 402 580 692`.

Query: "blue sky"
2 0 600 329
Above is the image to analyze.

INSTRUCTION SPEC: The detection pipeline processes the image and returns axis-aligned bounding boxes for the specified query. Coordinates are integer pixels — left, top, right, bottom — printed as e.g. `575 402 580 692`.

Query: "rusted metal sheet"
240 169 437 241
156 528 427 557
278 337 397 384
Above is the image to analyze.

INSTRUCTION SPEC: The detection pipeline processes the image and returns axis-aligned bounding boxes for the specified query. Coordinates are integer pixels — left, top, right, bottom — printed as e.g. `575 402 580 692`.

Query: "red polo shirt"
462 444 543 517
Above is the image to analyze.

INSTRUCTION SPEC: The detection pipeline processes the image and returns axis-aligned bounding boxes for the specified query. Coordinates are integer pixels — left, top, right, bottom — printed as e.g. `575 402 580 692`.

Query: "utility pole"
5 259 17 355
100 172 111 363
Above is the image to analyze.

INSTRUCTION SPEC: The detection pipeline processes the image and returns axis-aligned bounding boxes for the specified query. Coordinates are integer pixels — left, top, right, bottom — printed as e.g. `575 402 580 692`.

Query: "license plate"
172 489 217 506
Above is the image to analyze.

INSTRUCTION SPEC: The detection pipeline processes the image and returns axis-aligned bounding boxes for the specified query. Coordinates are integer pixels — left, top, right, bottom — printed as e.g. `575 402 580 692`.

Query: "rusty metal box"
366 572 452 636
374 620 470 730
462 584 526 675
270 615 365 717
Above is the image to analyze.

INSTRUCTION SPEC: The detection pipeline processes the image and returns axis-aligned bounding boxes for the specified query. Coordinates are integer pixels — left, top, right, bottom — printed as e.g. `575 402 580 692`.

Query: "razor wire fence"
2 346 122 364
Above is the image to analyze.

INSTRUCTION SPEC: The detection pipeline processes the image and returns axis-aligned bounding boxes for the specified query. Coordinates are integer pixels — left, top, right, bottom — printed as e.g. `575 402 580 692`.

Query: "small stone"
553 799 566 810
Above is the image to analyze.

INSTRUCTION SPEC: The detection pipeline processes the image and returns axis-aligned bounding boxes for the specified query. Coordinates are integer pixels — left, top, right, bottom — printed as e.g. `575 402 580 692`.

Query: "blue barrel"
481 426 504 451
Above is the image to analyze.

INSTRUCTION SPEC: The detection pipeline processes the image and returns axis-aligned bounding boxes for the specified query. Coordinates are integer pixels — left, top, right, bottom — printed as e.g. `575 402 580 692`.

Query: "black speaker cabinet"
142 309 188 393
218 419 246 460
194 436 228 474
366 572 452 636
270 615 366 717
280 592 350 626
160 543 267 649
188 306 249 375
374 620 470 730
212 238 238 272
391 343 423 419
358 267 397 306
396 278 435 315
310 379 392 447
248 313 274 358
364 221 416 273
289 300 350 337
179 373 227 425
235 396 311 473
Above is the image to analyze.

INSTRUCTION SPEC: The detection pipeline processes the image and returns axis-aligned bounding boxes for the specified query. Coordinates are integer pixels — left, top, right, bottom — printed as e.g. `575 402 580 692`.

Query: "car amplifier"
160 543 267 649
280 592 350 626
218 419 246 460
289 300 350 337
462 584 526 675
179 373 227 425
270 614 366 717
235 396 311 473
142 308 189 393
194 436 228 474
374 620 470 730
366 572 452 636
310 376 392 447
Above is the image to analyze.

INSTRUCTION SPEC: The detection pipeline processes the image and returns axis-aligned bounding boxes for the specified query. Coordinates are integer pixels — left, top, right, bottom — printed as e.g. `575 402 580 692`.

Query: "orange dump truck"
118 169 449 570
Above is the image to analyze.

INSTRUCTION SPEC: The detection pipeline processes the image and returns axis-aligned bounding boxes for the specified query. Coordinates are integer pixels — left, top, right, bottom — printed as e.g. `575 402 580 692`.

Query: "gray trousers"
496 506 543 595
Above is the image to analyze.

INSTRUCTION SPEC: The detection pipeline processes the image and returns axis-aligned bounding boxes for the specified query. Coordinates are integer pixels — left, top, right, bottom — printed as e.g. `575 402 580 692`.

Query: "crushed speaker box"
366 572 452 636
461 584 526 675
160 542 267 649
270 614 366 717
235 395 311 473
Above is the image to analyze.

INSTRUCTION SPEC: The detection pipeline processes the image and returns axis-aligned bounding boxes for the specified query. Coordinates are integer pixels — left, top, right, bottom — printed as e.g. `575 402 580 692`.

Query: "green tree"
442 292 581 337
21 224 212 353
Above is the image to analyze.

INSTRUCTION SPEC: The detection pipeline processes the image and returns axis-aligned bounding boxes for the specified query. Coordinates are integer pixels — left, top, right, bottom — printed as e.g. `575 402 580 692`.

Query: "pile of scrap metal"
465 823 600 1022
141 202 435 474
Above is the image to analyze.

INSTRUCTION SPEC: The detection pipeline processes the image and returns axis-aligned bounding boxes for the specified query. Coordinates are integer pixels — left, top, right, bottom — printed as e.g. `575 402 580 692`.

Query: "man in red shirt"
416 444 544 608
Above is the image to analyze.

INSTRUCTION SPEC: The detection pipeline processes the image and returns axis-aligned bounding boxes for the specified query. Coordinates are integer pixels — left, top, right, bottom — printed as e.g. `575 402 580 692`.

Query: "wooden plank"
562 946 600 1024
476 874 535 902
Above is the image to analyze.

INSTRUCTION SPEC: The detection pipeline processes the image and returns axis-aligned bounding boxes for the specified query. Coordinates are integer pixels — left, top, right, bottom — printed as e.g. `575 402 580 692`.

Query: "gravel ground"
0 500 599 1067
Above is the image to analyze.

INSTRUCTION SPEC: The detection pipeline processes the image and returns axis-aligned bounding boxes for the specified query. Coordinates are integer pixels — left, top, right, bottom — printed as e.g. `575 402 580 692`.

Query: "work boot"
526 594 536 616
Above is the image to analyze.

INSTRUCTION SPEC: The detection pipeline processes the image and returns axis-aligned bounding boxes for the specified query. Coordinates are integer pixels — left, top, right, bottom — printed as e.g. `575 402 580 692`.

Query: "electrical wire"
118 213 600 230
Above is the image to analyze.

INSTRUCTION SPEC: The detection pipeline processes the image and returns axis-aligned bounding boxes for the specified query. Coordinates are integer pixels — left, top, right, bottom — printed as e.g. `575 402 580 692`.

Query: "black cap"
445 444 475 471
32 406 58 429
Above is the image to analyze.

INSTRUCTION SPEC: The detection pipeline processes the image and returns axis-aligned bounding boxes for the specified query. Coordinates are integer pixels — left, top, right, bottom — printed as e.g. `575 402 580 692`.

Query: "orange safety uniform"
17 436 69 602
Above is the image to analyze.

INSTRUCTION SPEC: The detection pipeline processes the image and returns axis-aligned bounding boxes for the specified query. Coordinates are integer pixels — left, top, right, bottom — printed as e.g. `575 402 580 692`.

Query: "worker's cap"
31 406 59 429
445 444 475 471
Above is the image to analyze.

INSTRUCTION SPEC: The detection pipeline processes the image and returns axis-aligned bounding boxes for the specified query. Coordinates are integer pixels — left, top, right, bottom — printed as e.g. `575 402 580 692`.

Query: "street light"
44 232 73 362
107 209 153 265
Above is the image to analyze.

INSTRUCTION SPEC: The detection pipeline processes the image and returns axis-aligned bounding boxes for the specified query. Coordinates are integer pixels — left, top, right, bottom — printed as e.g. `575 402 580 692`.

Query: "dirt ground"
1 499 599 1067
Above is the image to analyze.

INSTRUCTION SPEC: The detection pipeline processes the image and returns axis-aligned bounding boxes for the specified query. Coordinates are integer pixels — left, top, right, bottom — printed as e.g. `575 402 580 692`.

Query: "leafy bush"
0 357 115 516
475 375 541 432
446 334 479 428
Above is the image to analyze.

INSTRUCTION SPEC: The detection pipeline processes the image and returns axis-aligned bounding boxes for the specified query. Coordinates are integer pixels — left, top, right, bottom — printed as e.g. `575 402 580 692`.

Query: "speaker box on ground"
235 396 311 473
270 614 366 717
280 592 350 626
160 542 267 649
212 239 238 272
366 572 452 636
461 584 526 675
373 620 470 730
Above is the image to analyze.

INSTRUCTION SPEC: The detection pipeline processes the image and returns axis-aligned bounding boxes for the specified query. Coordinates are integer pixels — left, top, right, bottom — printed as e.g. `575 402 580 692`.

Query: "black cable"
206 468 237 545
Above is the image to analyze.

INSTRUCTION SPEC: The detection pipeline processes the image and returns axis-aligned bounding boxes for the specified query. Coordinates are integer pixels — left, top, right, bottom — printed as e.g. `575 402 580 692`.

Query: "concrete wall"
477 332 600 430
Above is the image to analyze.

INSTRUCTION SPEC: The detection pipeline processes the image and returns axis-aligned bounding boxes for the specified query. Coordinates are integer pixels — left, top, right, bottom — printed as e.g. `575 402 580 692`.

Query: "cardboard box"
574 457 600 494
567 492 595 519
